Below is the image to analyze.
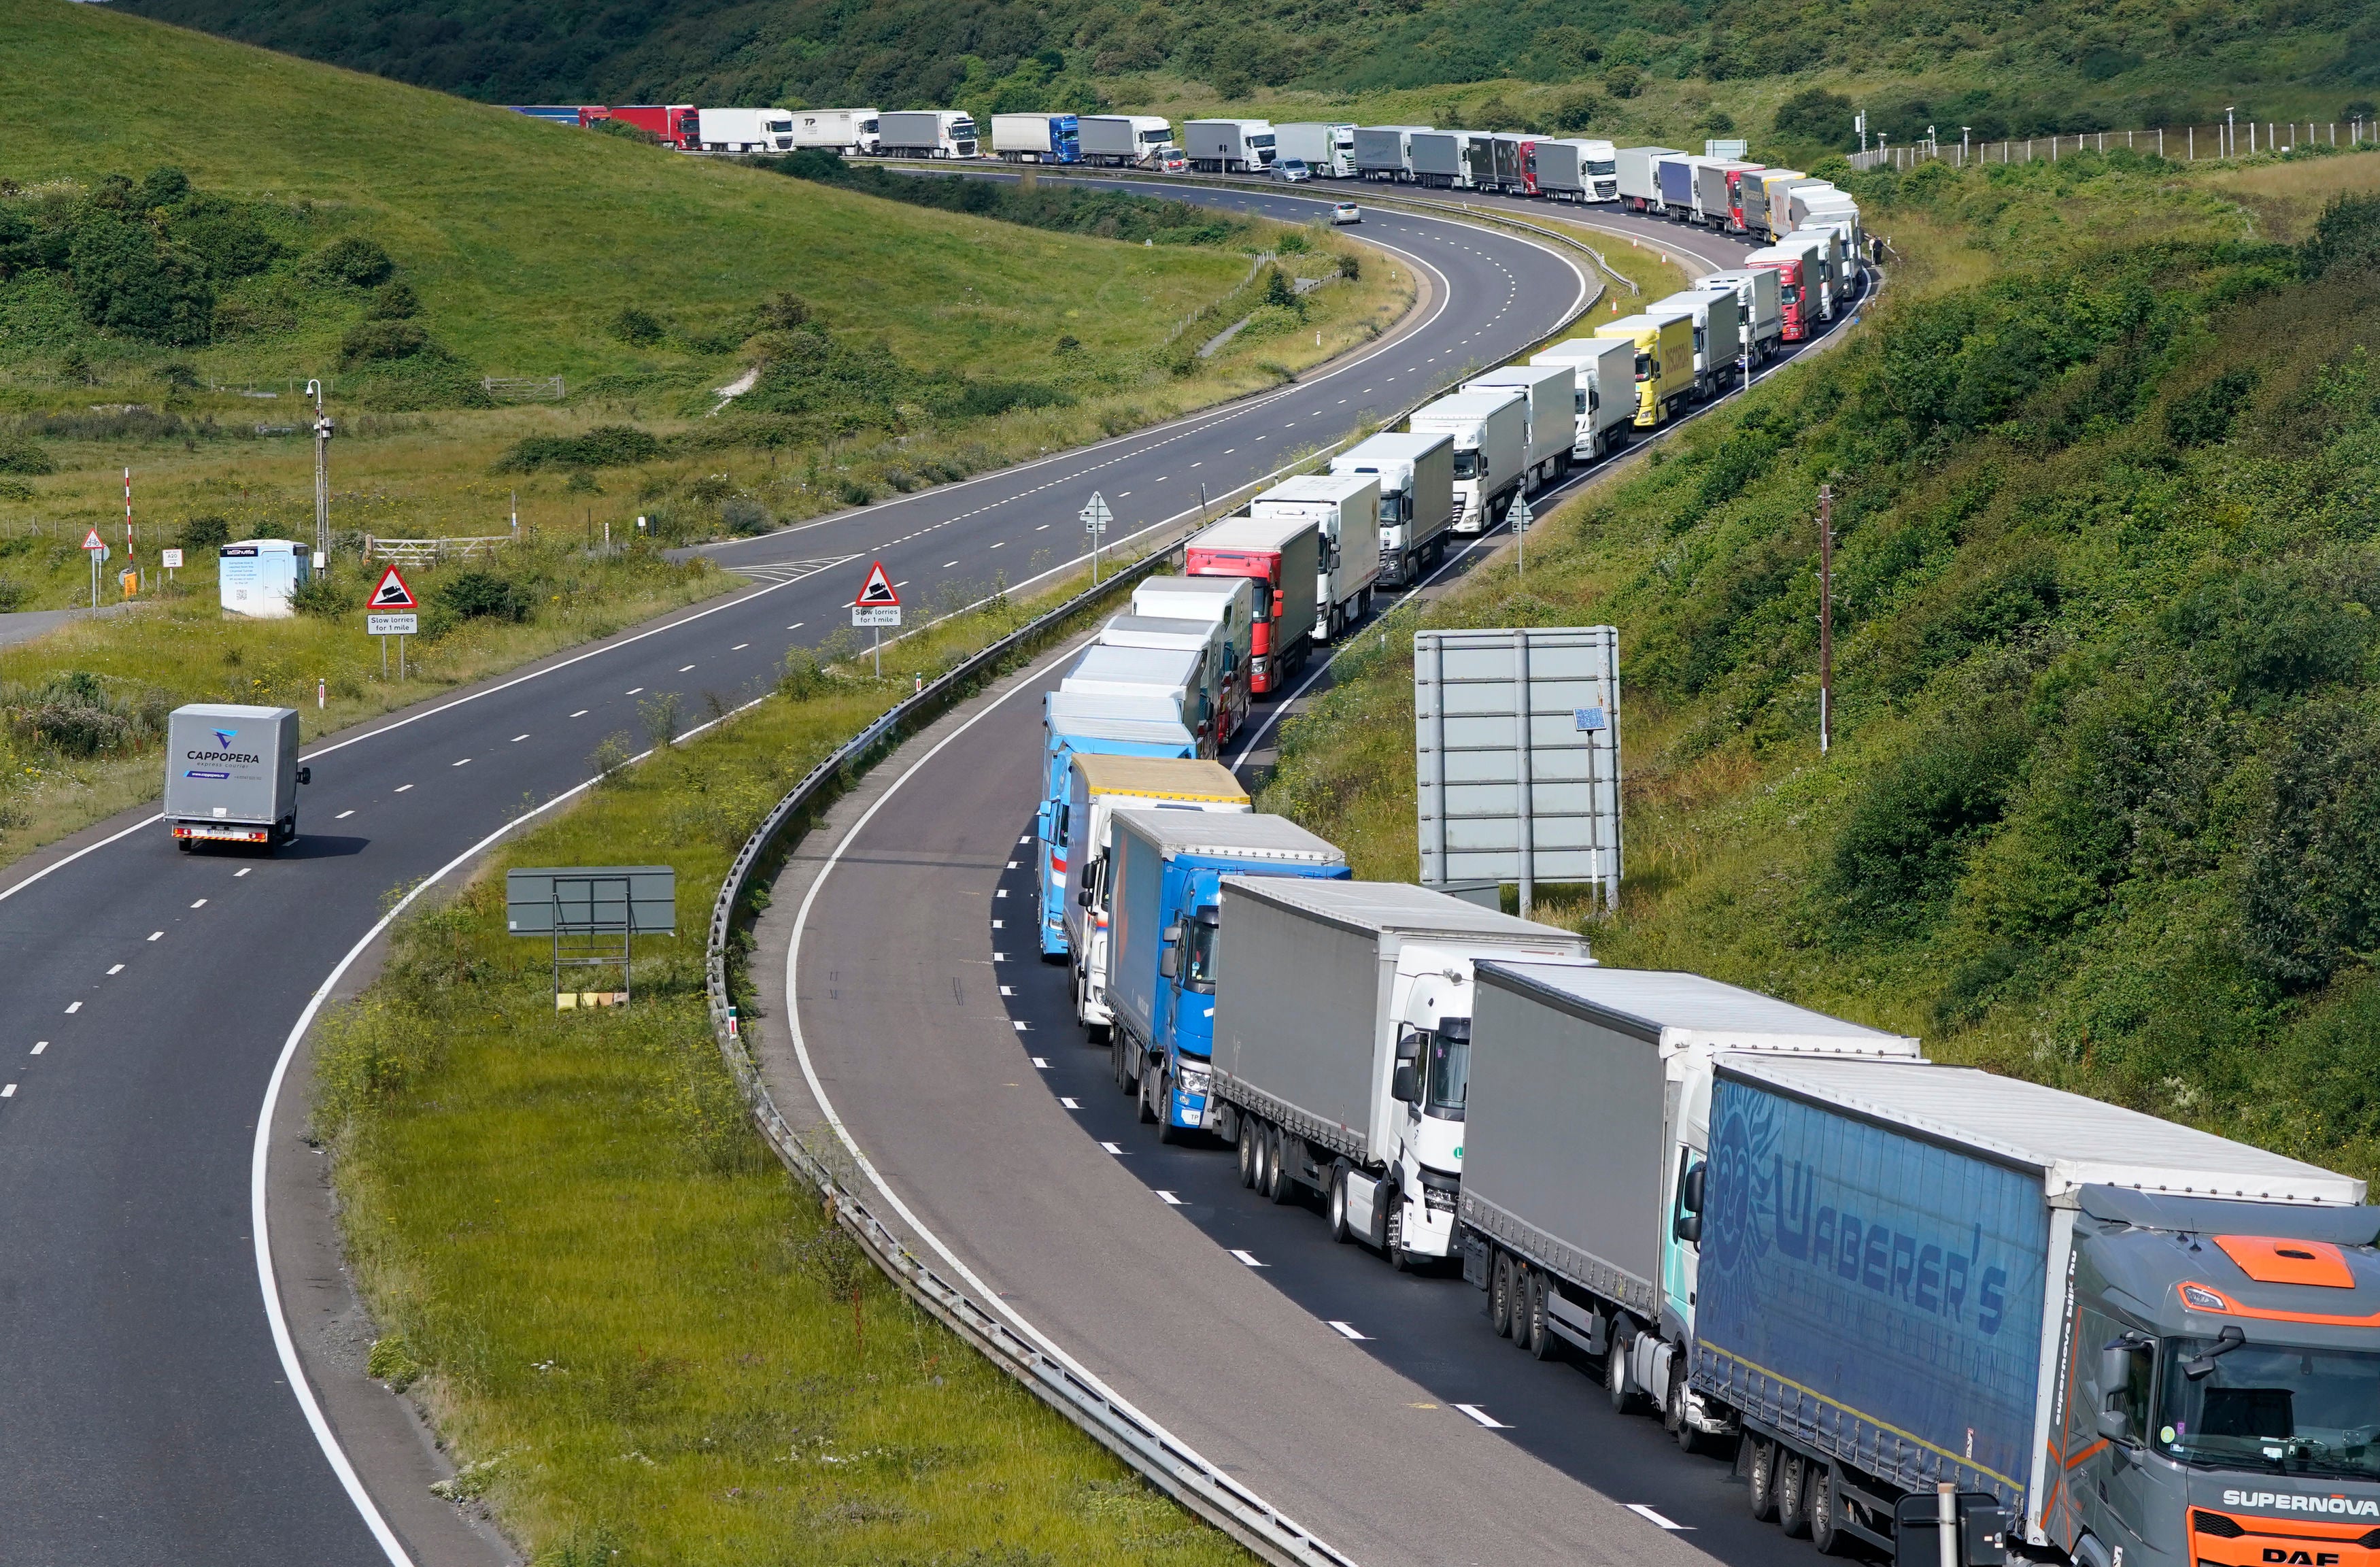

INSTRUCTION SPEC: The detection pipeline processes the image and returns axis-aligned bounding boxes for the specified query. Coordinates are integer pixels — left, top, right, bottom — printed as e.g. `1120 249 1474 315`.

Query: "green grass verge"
313 566 1254 1566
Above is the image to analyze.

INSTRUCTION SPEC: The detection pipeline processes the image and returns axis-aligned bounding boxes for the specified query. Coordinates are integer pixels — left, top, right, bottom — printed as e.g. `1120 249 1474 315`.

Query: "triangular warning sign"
80 528 105 551
855 560 899 607
369 565 419 609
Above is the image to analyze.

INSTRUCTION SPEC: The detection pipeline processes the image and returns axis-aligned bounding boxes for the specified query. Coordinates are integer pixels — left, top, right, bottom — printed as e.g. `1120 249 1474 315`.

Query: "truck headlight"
1418 1168 1460 1213
1177 1063 1212 1095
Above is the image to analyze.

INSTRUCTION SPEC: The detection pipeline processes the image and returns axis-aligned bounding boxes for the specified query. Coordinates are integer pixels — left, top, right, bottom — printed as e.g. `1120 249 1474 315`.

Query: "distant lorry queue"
1030 754 2380 1567
503 102 1868 248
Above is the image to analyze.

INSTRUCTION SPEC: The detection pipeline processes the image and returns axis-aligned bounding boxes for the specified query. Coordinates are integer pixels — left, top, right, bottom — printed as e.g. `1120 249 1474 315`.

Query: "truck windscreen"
2156 1338 2380 1476
1452 450 1480 479
1424 1019 1468 1119
1588 160 1616 175
1142 129 1172 144
1181 911 1220 994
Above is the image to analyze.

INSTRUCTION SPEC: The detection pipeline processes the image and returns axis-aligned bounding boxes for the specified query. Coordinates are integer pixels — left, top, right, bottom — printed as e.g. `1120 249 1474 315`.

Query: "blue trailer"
1656 154 1696 214
1036 690 1198 960
1107 811 1347 1138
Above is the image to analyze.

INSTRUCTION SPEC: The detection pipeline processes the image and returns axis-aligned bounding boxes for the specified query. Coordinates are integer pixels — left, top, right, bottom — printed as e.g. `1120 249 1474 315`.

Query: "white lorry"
694 108 796 153
1650 287 1745 395
787 108 880 155
1185 118 1275 173
1408 130 1481 189
165 703 309 849
1788 222 1854 302
1329 430 1454 588
1250 473 1382 642
1529 337 1639 461
1276 122 1356 177
1615 146 1684 213
1062 643 1213 756
1080 114 1176 167
991 113 1081 163
1534 138 1617 203
1212 879 1592 1267
1353 125 1428 181
1410 389 1527 533
1100 613 1242 747
1463 363 1575 489
1131 574 1254 739
1693 268 1782 365
879 110 979 158
1062 755 1248 1036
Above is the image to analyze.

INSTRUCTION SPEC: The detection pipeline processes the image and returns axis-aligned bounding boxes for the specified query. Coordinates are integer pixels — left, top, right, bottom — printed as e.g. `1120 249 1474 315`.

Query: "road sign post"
1081 492 1112 584
851 560 902 677
1509 493 1534 578
367 565 420 680
80 528 107 613
161 547 183 584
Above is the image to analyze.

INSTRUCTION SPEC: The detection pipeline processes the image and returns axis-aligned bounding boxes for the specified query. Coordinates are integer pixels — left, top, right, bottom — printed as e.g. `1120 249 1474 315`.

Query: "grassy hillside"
114 0 2380 161
1261 149 2380 1181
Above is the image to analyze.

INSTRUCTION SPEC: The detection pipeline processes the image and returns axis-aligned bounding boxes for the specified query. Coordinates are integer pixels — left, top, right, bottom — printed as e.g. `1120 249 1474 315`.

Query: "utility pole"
2226 105 2236 158
307 378 332 571
1818 485 1834 756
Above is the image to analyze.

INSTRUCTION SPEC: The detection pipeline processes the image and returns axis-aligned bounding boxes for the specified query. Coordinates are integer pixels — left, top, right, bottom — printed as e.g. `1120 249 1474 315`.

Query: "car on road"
1160 152 1189 173
1274 158 1311 182
1331 200 1361 224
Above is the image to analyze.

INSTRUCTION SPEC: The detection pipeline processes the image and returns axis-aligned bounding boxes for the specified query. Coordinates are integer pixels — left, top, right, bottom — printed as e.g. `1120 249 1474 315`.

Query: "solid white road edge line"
1626 1503 1693 1530
253 703 760 1566
779 630 1335 1550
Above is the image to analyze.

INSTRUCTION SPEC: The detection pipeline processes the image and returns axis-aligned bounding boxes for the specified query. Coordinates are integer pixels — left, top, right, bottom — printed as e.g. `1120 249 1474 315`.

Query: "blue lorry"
1460 964 2380 1567
1036 690 1199 960
1106 810 1347 1139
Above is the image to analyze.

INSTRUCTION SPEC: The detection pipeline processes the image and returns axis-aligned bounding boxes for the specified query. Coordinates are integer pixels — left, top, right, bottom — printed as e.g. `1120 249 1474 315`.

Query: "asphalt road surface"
0 182 1601 1564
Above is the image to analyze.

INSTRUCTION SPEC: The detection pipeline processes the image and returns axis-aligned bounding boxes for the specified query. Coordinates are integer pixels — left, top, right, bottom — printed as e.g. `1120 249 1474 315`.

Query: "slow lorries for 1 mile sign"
851 559 901 627
367 613 419 636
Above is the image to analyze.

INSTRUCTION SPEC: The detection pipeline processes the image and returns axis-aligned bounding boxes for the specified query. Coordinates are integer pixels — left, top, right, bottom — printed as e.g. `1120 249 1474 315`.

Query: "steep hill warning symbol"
368 565 418 609
854 560 899 607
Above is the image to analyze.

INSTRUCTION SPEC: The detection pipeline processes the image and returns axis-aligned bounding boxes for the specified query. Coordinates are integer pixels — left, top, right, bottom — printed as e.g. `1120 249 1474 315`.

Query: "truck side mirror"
1391 1062 1420 1103
1673 1211 1702 1243
1681 1160 1705 1214
294 766 311 786
1159 947 1178 980
1078 888 1095 907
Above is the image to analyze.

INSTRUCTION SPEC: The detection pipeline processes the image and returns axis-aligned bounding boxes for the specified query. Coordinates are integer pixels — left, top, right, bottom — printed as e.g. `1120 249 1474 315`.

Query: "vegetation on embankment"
1261 151 2380 1181
313 567 1251 1567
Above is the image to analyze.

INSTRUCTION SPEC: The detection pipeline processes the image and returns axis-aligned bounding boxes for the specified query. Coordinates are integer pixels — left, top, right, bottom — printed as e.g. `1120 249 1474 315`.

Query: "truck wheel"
1747 1439 1778 1520
1266 1127 1297 1204
1669 1364 1706 1453
1327 1164 1351 1242
1385 1196 1410 1265
1238 1119 1259 1188
1523 1272 1552 1359
1776 1451 1812 1537
1138 1064 1159 1124
1605 1333 1636 1413
1490 1253 1515 1336
1113 1035 1135 1095
1807 1465 1846 1555
1155 1075 1182 1143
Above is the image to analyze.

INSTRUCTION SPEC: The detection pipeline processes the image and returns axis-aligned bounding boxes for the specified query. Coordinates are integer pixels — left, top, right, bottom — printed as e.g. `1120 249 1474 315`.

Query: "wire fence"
1850 118 2375 171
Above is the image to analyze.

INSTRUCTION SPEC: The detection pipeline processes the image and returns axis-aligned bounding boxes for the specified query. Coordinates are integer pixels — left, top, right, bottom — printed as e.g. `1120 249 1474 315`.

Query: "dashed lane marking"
1625 1506 1691 1531
1454 1404 1510 1429
1328 1321 1368 1340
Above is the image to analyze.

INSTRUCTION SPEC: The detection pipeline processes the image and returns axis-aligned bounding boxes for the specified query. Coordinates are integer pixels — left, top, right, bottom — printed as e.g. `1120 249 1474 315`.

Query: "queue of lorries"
1031 726 2380 1567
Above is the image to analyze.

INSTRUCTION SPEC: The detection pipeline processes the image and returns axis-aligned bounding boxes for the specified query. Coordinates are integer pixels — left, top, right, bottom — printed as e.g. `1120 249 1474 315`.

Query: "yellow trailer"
1595 310 1698 427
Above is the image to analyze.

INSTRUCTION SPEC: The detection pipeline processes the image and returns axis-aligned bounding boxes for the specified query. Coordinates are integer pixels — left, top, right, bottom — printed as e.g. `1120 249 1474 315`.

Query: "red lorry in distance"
581 105 698 150
1184 516 1322 697
1744 247 1816 342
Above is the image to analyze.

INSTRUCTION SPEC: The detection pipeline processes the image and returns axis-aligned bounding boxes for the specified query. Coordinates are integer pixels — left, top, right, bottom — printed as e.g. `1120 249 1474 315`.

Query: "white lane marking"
1229 1249 1266 1267
942 560 959 568
1030 1055 1049 1067
511 734 529 743
191 899 207 908
732 643 749 650
994 888 1007 898
394 784 413 792
31 1041 47 1055
1060 1096 1081 1110
335 810 355 820
234 868 251 877
787 622 802 630
990 919 1003 929
1 1084 13 1098
989 541 1004 549
64 1002 80 1013
1006 860 1019 868
1626 1505 1691 1530
1100 1141 1126 1155
1454 1404 1510 1429
107 964 123 975
1001 985 1016 995
1012 1020 1030 1032
1328 1320 1368 1340
1018 835 1030 845
146 932 162 941
626 686 643 695
678 664 696 673
571 709 589 718
1157 1190 1185 1205
991 951 1006 962
451 758 471 767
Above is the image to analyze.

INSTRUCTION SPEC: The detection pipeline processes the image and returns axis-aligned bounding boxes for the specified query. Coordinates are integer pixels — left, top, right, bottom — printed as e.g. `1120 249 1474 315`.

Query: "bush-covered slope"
1261 152 2380 1179
114 0 2380 151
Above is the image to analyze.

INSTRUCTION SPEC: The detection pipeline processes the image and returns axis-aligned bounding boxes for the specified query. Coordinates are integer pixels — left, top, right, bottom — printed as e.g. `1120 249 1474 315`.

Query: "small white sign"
160 548 184 569
368 612 420 636
1081 491 1112 535
851 605 902 628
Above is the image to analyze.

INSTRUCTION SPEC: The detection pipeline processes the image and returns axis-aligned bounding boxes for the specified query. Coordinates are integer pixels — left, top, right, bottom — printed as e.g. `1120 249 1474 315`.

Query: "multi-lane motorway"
0 172 1852 1566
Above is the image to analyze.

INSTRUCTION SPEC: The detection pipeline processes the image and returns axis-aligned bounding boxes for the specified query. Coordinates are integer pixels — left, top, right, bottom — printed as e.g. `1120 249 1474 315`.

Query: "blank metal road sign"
504 865 677 934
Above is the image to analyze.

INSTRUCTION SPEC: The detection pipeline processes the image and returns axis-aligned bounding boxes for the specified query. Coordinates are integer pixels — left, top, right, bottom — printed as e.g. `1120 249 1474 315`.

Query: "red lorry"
581 105 698 150
1183 516 1321 697
1744 246 1817 342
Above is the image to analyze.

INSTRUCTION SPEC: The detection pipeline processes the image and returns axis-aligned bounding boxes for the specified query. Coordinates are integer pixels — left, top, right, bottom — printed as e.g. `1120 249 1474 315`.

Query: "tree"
1774 87 1858 150
1603 63 1644 100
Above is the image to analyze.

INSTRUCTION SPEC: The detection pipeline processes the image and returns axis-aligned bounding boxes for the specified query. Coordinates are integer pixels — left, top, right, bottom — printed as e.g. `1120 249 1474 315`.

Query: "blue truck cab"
1038 690 1200 960
1108 810 1348 1138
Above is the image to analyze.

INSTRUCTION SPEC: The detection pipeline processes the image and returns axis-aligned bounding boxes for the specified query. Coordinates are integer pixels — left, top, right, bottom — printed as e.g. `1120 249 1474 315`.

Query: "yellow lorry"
1595 309 1699 427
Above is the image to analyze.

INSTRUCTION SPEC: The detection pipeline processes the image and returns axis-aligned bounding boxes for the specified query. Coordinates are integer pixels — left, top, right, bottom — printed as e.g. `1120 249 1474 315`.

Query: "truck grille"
2193 1514 2245 1538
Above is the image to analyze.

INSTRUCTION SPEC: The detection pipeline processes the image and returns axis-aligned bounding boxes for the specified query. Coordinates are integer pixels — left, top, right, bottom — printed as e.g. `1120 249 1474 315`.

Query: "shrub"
433 569 530 622
2165 368 2257 445
1774 87 1858 150
290 571 361 618
1262 265 1299 311
2241 701 2380 991
180 515 231 548
609 305 667 346
364 280 419 321
0 437 56 476
1338 252 1361 281
339 320 433 366
14 670 159 757
2301 195 2380 282
1603 64 1644 99
719 497 769 535
299 235 396 289
68 217 214 345
1551 90 1602 133
1822 713 2030 939
492 425 666 472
